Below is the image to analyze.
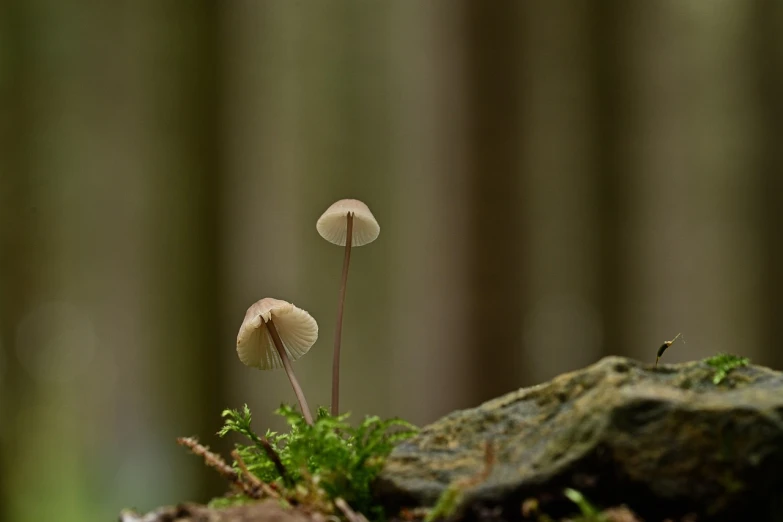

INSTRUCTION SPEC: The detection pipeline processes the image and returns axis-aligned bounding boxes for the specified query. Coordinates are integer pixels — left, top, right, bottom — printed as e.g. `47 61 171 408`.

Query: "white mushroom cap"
236 298 319 370
316 199 380 247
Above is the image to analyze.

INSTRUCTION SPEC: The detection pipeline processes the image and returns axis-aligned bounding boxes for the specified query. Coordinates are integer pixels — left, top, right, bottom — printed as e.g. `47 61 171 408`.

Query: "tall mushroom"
236 297 318 425
316 199 380 416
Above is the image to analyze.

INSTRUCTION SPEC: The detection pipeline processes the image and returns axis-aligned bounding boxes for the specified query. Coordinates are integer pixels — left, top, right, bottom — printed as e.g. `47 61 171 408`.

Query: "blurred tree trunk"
0 1 225 518
463 3 529 400
386 3 472 423
590 1 630 358
617 1 763 363
752 0 783 369
519 2 604 380
148 0 226 504
0 3 40 521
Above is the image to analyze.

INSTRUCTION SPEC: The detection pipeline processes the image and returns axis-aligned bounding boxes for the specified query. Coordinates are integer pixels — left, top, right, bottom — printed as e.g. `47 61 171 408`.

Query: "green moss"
704 353 750 384
563 488 607 522
215 404 417 518
716 471 744 495
424 485 463 522
208 493 266 509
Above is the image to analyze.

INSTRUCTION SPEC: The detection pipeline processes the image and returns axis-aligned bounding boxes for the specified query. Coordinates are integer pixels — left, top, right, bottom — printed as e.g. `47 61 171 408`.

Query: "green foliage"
424 485 462 522
563 488 606 522
207 494 259 509
704 353 750 384
217 403 418 515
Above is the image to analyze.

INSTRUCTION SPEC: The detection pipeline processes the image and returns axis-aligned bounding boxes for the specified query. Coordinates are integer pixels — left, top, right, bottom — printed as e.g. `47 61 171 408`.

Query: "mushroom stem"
265 318 314 425
331 213 353 416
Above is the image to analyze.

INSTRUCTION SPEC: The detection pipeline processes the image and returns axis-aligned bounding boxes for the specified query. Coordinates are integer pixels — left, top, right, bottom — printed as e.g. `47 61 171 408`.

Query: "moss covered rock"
375 356 783 521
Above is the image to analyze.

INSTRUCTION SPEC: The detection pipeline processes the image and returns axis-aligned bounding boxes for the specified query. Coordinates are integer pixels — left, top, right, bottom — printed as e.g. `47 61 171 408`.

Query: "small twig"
400 507 430 521
257 436 290 485
232 450 263 488
177 437 240 484
456 440 496 488
177 436 284 502
231 449 280 499
335 498 369 522
654 332 683 369
424 440 497 522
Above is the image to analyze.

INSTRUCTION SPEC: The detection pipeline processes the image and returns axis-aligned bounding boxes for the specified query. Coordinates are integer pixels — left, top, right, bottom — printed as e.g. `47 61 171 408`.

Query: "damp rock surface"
375 356 783 521
119 501 314 522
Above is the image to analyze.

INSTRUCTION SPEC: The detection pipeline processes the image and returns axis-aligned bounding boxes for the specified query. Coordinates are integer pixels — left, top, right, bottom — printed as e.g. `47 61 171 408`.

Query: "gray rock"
119 501 315 522
375 356 783 521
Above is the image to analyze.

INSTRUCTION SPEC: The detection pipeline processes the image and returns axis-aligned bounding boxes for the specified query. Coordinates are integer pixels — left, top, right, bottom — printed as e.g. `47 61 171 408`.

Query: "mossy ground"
180 404 417 521
150 352 774 522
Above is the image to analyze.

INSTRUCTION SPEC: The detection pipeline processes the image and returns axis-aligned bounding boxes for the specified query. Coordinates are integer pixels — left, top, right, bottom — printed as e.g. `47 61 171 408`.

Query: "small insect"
654 332 683 369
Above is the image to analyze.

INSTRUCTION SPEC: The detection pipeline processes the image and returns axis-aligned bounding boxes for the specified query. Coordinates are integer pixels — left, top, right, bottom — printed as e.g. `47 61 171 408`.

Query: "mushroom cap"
316 199 380 247
236 298 319 370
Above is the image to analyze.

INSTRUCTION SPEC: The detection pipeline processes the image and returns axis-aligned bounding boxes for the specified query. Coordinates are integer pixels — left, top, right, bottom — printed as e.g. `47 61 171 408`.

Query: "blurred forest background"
1 1 782 521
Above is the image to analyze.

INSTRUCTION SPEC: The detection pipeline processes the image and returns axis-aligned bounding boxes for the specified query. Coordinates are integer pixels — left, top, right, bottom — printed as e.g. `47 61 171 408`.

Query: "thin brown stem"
335 498 369 522
231 449 280 499
266 318 314 425
177 436 239 484
258 436 289 485
331 213 353 416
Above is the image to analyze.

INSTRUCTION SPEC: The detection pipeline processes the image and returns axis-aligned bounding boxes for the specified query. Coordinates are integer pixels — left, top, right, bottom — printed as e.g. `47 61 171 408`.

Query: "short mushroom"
236 297 317 425
316 198 380 416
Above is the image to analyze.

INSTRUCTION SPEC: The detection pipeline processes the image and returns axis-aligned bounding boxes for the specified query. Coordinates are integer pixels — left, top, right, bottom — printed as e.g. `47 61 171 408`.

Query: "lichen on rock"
375 356 783 521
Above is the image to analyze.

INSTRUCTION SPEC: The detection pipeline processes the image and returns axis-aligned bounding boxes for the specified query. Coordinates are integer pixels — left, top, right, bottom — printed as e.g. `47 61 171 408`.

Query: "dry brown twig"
423 440 497 522
177 436 284 502
457 440 496 489
334 498 369 522
602 506 643 522
231 449 281 500
257 436 289 483
177 437 240 484
292 467 335 514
